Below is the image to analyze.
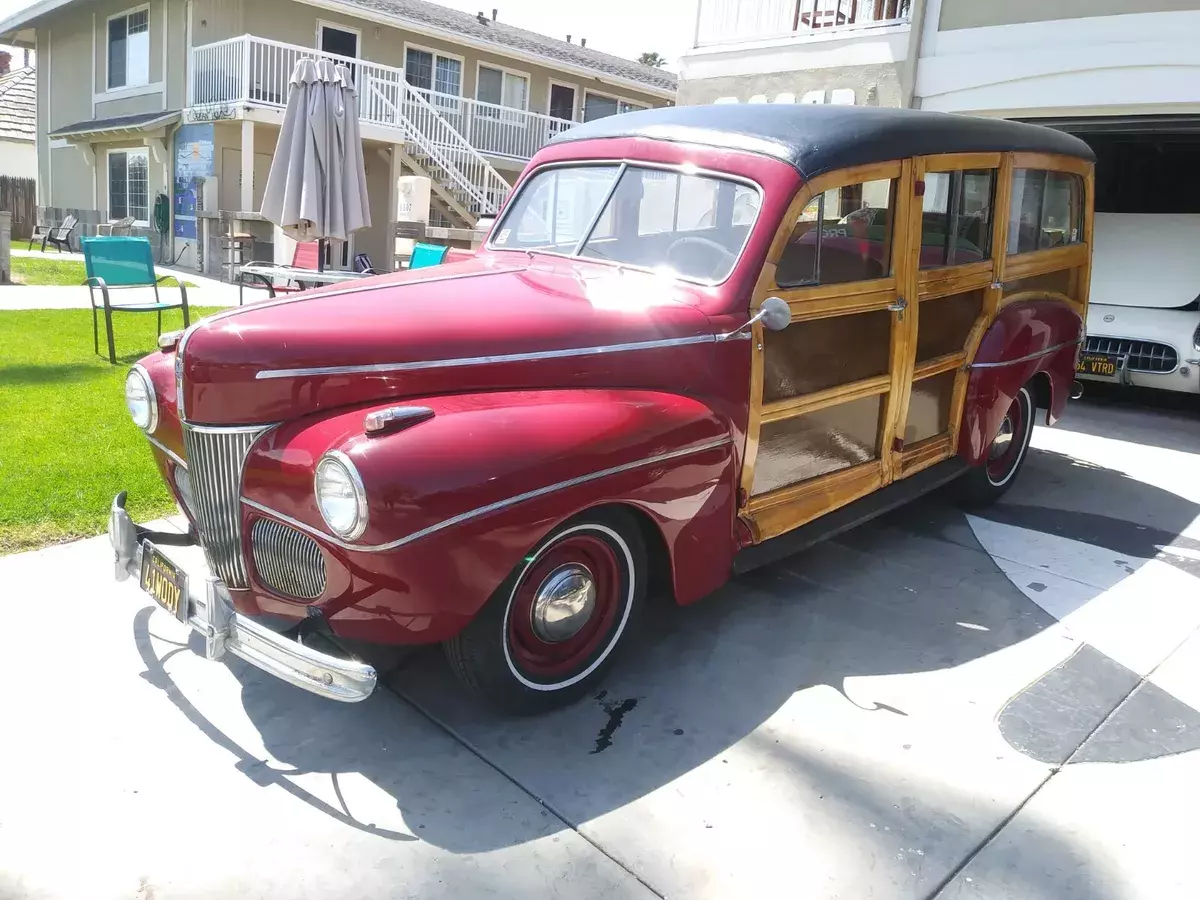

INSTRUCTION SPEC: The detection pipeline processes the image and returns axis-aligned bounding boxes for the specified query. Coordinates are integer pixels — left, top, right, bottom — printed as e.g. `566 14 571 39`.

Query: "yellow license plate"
139 541 189 623
1076 354 1117 377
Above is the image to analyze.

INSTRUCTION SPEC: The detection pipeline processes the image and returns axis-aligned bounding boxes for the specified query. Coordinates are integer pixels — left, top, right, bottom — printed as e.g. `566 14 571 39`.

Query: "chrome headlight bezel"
314 451 368 541
125 365 158 433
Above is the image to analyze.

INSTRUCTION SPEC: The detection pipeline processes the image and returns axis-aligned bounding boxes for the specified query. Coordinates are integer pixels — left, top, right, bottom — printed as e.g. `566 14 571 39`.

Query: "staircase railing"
369 80 511 217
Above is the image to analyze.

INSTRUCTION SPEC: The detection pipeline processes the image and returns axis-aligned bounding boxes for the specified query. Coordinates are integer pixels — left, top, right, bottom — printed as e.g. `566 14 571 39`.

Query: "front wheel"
956 384 1035 507
444 509 647 714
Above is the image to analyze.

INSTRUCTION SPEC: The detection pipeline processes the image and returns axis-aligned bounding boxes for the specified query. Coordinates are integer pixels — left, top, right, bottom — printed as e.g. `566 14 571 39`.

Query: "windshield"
489 164 761 283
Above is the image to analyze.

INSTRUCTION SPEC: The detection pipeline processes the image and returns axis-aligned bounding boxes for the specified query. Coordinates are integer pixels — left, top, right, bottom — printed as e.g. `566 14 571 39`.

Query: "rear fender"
958 299 1082 465
240 390 737 642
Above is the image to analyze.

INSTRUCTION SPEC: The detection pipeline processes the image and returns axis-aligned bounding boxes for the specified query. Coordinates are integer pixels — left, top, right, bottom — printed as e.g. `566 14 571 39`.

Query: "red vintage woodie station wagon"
109 105 1095 713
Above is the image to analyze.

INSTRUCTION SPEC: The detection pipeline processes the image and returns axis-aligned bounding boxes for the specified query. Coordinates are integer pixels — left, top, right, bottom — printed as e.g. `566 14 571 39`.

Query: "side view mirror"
757 296 792 331
717 296 792 341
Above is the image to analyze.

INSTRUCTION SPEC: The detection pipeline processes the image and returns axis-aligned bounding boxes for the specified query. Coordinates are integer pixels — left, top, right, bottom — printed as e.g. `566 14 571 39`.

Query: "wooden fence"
0 176 36 241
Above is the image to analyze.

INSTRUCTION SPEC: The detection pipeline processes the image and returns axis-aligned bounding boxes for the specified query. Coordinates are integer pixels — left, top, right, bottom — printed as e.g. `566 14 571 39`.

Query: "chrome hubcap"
989 417 1014 460
530 564 596 643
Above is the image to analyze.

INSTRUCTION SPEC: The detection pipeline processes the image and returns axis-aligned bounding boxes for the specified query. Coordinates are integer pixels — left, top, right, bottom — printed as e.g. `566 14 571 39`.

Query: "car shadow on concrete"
131 447 1199 867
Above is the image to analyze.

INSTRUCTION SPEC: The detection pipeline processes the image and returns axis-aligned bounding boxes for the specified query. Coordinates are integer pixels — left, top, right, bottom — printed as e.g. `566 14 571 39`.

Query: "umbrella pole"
317 238 326 273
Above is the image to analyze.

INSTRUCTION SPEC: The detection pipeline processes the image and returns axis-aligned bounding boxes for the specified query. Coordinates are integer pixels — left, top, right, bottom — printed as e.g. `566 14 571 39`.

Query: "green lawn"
11 256 195 288
0 307 219 554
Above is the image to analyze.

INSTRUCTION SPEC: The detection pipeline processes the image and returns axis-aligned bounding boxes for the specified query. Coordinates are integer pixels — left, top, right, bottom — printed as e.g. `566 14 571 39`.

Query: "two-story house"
0 0 675 272
679 0 1200 397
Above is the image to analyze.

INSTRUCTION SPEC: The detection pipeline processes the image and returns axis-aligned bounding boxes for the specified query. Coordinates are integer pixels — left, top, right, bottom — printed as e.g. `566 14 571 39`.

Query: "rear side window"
920 169 995 268
1008 170 1084 255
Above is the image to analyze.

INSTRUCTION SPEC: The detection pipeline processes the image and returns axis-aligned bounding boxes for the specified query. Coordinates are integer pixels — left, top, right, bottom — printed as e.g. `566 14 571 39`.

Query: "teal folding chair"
409 242 450 269
83 237 190 364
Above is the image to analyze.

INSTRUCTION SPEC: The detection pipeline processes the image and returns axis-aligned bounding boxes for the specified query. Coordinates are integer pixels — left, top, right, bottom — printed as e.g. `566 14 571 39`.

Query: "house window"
478 65 528 110
405 48 462 96
109 149 150 225
582 92 646 122
107 6 150 90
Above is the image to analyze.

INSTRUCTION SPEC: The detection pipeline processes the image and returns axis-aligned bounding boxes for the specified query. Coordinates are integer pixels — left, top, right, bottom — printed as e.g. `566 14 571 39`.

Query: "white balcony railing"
695 0 912 47
189 35 576 161
409 88 578 161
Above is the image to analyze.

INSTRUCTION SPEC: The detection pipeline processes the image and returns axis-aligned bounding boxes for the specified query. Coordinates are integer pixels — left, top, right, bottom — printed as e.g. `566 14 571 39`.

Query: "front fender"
240 390 736 643
958 299 1082 465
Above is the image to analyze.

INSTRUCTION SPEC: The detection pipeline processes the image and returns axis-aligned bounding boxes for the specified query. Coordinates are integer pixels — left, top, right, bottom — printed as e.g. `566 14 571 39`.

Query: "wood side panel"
1004 244 1091 281
1010 152 1094 178
898 434 953 478
912 351 967 380
922 152 1002 173
991 154 1015 284
918 260 994 300
886 155 922 467
738 262 778 509
761 374 892 423
746 461 884 541
1078 163 1097 314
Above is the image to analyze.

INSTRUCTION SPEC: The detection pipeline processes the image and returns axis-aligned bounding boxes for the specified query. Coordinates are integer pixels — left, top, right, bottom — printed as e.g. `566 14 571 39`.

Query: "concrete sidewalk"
0 398 1197 899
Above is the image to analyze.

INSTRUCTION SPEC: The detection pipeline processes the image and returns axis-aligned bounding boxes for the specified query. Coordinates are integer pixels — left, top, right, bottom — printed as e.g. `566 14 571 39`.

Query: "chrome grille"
1084 336 1178 373
182 425 267 588
251 518 328 600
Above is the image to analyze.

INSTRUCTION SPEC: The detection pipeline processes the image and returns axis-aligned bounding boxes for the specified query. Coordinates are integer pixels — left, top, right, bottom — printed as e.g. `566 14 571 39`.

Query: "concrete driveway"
2 393 1198 899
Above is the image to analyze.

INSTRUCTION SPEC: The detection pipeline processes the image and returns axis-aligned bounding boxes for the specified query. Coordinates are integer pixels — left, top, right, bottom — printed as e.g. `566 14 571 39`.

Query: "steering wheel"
666 236 737 280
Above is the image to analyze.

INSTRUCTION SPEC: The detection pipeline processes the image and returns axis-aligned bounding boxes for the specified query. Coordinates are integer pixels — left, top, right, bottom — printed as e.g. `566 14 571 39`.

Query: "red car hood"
179 257 721 425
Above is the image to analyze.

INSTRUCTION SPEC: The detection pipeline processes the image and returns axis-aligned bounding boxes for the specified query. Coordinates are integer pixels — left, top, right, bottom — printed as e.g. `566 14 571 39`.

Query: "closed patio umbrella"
261 56 371 268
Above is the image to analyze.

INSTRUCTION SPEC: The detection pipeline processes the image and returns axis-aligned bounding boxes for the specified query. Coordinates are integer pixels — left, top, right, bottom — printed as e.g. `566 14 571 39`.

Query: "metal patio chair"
83 236 190 364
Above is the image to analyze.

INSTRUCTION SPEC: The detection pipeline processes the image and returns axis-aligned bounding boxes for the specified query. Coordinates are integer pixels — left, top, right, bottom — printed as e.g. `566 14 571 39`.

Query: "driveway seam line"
925 620 1200 899
387 682 668 900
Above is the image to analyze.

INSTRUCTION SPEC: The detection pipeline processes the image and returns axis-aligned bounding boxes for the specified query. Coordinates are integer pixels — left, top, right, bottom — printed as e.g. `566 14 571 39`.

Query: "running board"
733 457 971 575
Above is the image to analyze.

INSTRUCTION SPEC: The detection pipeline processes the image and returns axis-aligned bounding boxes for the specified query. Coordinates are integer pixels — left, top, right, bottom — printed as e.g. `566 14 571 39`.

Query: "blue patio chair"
408 242 450 269
83 236 190 364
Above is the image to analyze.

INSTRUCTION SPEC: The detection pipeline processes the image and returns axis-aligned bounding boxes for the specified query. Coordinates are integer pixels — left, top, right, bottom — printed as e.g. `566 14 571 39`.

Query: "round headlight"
125 366 158 432
314 452 368 540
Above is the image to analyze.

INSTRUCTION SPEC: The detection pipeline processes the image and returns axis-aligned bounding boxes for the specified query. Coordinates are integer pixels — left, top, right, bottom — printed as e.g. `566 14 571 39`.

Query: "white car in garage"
1072 128 1200 395
1080 214 1200 393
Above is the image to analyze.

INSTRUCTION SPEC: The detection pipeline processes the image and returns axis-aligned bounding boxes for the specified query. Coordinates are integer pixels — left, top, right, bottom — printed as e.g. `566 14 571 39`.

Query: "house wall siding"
938 0 1198 31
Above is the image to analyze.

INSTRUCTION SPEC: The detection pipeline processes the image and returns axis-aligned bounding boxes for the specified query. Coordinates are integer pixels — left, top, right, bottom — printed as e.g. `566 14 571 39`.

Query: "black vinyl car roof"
550 104 1096 179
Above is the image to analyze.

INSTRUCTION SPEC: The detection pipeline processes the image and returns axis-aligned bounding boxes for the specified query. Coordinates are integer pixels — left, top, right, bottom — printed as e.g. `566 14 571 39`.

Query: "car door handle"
887 297 908 313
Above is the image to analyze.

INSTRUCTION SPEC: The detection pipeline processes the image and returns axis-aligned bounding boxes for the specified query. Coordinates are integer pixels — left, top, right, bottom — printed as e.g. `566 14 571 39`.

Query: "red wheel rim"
506 534 623 681
986 392 1027 484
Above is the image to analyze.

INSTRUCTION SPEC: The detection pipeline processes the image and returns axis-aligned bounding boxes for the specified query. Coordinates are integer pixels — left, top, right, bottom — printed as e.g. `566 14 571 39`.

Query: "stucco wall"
677 63 902 108
939 0 1198 31
0 139 38 179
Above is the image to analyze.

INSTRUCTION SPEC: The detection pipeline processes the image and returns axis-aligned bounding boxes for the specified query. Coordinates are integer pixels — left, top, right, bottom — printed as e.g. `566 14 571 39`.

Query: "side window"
920 169 995 269
776 178 897 288
1008 169 1083 255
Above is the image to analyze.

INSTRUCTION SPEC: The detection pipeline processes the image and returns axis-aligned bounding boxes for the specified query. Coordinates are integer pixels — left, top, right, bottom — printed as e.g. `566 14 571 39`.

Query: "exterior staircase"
190 35 533 230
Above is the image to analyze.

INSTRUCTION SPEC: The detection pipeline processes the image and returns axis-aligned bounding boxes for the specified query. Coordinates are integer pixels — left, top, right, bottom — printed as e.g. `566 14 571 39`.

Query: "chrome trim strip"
184 422 278 433
255 334 718 380
968 338 1082 370
146 435 187 469
242 436 733 553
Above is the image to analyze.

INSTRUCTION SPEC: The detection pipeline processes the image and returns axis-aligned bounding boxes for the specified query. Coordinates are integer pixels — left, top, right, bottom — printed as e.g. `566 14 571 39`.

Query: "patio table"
239 263 368 302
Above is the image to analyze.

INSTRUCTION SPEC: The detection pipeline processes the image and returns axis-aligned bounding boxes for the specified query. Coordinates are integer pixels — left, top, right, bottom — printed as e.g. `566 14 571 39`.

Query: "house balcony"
694 0 912 48
188 35 577 162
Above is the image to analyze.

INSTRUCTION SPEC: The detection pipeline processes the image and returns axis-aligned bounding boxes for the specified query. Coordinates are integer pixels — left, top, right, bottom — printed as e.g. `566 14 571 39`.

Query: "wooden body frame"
740 151 1095 542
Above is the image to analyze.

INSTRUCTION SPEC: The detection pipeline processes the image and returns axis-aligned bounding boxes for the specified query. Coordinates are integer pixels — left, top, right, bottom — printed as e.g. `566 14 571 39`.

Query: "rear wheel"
957 385 1035 507
444 509 646 714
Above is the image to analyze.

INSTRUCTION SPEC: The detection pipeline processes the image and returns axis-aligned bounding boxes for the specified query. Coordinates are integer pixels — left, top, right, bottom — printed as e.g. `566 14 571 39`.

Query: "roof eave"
0 0 78 40
49 111 180 140
298 0 676 99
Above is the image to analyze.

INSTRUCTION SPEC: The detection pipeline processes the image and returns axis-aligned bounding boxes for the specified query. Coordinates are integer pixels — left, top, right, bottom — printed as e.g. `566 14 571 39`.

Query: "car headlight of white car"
124 366 158 432
314 451 368 540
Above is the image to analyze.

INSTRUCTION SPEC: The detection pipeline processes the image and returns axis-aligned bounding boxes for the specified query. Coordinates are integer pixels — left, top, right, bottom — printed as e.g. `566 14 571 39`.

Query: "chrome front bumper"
108 494 377 702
